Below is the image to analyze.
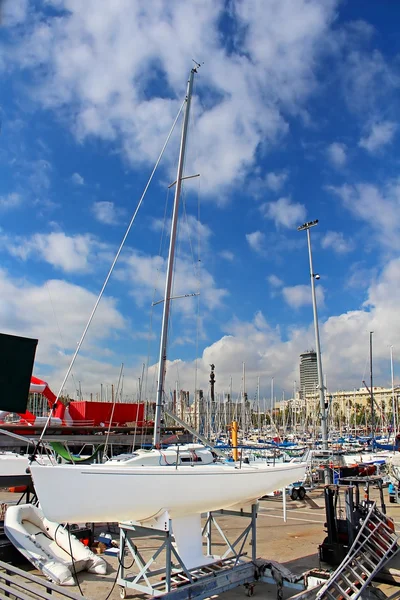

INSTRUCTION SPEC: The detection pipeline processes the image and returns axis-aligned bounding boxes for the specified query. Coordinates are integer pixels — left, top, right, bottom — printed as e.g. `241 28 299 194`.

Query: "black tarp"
0 333 38 413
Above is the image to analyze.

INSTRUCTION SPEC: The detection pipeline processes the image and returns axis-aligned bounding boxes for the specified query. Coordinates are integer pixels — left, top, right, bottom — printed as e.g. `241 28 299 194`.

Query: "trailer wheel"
298 486 306 500
290 488 299 501
119 586 127 599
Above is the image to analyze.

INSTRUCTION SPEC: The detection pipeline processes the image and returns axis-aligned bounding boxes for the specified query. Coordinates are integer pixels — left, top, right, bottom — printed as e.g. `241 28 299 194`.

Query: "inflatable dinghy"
5 504 107 585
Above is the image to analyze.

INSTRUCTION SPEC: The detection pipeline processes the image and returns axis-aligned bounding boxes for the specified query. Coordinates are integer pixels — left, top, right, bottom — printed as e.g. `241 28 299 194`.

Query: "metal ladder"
316 502 399 600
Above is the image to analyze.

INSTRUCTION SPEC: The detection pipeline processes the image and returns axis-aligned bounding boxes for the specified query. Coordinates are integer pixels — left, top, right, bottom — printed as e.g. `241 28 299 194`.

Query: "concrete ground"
1 485 400 599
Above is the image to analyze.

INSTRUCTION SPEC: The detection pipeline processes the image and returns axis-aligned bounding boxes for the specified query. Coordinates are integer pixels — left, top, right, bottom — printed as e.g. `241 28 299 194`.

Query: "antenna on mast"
192 59 203 72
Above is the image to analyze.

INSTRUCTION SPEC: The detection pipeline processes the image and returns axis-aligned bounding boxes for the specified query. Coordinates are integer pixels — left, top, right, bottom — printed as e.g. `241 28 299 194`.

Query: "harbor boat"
29 68 306 567
0 429 52 487
0 452 36 486
4 504 106 586
30 458 307 524
374 434 400 451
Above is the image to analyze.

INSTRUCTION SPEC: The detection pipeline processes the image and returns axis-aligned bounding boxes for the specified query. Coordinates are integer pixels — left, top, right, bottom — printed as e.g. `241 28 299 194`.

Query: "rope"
31 97 186 456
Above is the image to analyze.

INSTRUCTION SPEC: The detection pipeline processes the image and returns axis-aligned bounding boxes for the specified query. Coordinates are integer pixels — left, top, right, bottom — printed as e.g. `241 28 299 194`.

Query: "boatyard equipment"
287 482 307 501
117 503 307 599
316 500 399 600
117 505 258 598
319 476 387 566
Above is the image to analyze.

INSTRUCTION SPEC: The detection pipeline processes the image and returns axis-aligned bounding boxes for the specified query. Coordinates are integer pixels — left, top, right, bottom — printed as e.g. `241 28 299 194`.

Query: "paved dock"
1 486 400 599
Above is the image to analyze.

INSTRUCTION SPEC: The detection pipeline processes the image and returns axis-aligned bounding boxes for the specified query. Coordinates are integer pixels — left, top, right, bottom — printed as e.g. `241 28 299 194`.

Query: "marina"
0 482 400 599
1 2 400 599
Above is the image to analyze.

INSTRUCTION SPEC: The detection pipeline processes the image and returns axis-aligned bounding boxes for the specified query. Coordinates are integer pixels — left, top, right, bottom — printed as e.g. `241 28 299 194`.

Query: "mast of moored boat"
391 345 397 439
153 67 197 447
241 362 246 436
370 331 375 444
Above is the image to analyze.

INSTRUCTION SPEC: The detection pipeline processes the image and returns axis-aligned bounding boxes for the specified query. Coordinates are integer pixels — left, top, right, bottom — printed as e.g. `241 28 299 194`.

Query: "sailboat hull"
30 461 306 523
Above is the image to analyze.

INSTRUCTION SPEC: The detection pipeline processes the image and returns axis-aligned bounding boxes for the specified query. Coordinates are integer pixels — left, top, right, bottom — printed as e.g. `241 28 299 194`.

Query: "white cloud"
151 215 212 248
262 196 306 229
92 201 122 225
1 1 338 197
3 158 53 211
2 0 28 26
6 232 97 273
320 258 400 386
0 269 125 375
0 193 21 210
328 179 400 250
265 171 288 192
246 231 266 255
71 172 84 185
268 274 283 288
26 159 52 194
38 256 400 397
321 231 354 254
118 250 228 314
340 42 400 116
327 142 347 167
248 170 289 200
2 255 400 403
220 250 234 261
282 284 325 309
359 121 396 153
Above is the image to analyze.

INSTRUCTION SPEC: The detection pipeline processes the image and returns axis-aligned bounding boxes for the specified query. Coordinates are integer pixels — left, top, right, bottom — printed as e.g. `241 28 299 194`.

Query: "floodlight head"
297 219 319 232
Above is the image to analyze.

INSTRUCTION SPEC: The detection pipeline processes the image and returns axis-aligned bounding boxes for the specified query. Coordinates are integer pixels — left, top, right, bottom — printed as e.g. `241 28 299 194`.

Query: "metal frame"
316 501 400 600
0 558 86 600
203 504 257 564
117 504 258 599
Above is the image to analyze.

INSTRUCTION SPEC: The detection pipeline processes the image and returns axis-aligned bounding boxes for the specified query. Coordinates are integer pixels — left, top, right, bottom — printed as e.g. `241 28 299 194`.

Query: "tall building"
300 351 318 398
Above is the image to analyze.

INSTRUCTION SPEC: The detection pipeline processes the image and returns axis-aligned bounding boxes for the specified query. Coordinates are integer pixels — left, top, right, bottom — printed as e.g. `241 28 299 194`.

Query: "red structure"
0 376 147 429
67 401 145 427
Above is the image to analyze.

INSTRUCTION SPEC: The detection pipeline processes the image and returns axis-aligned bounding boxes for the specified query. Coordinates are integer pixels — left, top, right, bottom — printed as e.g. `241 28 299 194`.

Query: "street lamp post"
297 220 329 472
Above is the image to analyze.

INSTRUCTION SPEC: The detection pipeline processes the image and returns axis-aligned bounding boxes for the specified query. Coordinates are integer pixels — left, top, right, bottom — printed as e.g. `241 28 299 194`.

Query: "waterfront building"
299 351 318 398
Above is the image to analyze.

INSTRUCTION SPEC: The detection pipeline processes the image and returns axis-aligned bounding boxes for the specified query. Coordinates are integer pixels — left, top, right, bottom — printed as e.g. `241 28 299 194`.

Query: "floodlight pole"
297 220 329 467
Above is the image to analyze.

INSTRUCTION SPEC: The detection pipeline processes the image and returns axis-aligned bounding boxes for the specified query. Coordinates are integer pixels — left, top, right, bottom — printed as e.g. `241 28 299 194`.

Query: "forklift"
319 475 387 565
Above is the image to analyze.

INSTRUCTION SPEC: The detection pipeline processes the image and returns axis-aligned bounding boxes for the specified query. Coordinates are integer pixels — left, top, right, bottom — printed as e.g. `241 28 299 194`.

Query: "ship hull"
30 461 307 523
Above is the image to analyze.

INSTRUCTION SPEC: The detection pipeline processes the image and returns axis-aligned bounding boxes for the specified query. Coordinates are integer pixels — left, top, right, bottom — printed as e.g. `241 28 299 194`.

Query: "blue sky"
1 0 400 402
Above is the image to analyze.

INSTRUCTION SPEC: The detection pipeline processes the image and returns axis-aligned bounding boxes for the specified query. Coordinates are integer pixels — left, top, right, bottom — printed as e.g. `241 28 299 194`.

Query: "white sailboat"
30 67 306 566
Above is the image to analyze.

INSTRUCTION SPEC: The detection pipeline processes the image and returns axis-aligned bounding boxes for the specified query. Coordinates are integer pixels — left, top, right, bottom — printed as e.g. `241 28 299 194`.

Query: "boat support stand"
117 504 305 599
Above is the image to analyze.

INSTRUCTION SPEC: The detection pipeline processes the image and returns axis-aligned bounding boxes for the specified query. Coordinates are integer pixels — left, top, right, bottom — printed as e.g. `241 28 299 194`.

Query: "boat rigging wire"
30 97 186 456
191 73 202 409
145 185 173 411
45 281 79 398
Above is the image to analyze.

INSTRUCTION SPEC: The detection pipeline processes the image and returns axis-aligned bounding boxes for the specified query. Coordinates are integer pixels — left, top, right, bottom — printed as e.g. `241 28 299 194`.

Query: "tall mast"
153 67 197 446
271 377 274 424
297 220 328 452
241 362 246 434
370 331 375 443
391 345 397 438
